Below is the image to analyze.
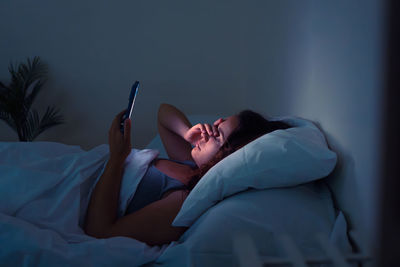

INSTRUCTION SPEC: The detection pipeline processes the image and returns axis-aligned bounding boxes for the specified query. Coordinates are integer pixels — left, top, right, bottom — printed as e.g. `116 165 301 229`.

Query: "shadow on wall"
310 122 370 258
312 123 363 236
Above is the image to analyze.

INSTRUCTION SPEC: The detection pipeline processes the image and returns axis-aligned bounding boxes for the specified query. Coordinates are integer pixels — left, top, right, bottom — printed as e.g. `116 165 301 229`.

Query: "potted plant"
0 56 64 141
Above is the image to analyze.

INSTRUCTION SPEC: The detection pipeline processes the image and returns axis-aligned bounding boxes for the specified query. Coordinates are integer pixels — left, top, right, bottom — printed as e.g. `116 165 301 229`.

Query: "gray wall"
274 0 384 257
0 0 385 260
299 1 385 258
0 0 251 149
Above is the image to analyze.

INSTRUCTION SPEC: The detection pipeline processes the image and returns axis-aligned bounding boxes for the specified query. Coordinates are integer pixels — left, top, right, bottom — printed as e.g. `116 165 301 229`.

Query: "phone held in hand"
120 81 139 133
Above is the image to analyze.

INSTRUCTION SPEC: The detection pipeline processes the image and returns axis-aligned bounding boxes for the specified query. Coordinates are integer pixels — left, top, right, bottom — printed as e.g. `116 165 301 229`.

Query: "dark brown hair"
185 110 291 191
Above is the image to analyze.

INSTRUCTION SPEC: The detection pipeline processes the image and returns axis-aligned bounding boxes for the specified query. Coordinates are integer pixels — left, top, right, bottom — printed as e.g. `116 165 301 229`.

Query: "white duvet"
0 140 354 267
0 141 166 266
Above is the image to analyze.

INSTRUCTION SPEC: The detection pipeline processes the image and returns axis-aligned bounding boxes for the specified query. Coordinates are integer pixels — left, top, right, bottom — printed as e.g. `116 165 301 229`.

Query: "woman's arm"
157 103 220 162
84 159 124 236
84 110 189 245
157 103 194 161
84 110 132 236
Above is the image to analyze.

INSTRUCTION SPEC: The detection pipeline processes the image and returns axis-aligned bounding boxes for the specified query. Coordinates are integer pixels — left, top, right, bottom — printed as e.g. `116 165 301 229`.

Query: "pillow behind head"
172 116 337 227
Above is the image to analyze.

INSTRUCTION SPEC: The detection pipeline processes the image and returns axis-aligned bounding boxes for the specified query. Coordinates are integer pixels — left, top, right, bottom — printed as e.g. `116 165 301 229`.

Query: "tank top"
124 158 197 215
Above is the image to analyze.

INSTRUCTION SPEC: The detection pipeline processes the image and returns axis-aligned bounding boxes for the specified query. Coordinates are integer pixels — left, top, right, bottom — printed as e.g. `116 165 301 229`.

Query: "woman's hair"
185 110 291 191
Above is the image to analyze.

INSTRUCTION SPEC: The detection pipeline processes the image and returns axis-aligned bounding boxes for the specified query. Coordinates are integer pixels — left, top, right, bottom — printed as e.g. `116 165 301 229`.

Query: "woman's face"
191 115 240 167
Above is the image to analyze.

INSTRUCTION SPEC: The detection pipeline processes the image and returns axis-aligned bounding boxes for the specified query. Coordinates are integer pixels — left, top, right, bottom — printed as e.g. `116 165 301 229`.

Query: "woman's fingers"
118 109 127 117
185 124 202 145
212 118 224 136
196 124 208 142
111 109 127 131
204 123 220 137
213 118 224 126
115 109 127 124
109 109 130 143
197 123 206 134
204 124 213 136
187 123 221 144
123 118 131 142
201 131 209 142
212 125 219 136
195 123 220 138
108 110 132 163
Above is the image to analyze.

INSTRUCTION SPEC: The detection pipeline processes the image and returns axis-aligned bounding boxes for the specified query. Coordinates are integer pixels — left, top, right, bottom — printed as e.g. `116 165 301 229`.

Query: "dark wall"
379 0 400 265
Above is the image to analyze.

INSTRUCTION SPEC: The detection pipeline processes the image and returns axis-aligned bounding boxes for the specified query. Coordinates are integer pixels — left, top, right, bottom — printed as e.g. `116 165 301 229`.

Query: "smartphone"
120 81 140 133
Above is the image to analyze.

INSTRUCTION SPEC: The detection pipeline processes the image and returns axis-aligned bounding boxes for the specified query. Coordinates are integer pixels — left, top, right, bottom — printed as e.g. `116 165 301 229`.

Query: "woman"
84 103 290 246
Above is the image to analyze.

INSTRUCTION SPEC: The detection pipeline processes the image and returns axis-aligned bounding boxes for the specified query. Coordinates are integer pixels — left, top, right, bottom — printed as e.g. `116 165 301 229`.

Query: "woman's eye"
214 135 223 143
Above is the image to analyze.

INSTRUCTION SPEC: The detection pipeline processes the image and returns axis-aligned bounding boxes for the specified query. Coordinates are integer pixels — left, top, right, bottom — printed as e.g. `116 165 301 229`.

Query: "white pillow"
171 116 337 227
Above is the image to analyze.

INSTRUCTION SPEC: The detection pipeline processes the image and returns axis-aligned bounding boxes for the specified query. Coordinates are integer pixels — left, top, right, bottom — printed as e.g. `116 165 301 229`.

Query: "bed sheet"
150 181 353 267
0 141 167 266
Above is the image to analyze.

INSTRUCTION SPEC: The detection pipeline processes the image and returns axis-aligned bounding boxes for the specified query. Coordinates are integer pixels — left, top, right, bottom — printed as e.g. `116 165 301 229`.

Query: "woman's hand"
108 110 132 164
184 123 219 146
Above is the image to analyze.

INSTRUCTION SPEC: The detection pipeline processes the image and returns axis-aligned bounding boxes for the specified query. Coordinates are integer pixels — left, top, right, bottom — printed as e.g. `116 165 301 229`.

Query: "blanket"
0 141 166 266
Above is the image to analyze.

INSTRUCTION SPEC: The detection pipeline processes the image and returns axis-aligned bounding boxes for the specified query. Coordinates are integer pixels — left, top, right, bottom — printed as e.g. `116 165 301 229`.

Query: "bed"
0 114 354 267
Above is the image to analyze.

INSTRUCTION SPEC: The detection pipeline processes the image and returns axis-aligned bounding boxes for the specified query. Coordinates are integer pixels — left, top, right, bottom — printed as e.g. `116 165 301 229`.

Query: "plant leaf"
22 109 41 141
1 57 63 141
24 79 44 112
30 106 64 141
8 56 47 103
